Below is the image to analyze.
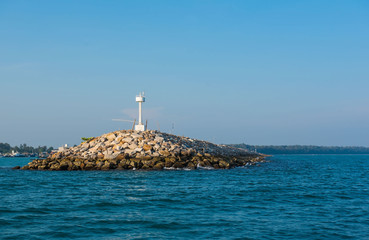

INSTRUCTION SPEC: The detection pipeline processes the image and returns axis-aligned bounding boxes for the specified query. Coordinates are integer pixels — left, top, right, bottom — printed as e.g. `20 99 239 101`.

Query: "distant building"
58 144 69 152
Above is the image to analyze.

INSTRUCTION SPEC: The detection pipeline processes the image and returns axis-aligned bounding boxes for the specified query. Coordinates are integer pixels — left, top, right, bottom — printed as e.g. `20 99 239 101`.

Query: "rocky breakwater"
21 130 264 171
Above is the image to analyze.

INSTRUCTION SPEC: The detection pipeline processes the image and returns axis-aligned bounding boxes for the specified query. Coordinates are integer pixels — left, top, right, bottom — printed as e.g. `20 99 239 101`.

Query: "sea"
1 155 368 240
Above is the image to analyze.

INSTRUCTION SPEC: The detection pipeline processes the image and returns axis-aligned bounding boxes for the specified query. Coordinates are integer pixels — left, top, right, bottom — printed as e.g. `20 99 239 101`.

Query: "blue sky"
1 0 369 147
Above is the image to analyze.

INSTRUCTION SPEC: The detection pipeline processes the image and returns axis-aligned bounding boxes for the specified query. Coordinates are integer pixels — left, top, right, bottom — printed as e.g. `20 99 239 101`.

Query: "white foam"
163 167 194 171
196 163 214 170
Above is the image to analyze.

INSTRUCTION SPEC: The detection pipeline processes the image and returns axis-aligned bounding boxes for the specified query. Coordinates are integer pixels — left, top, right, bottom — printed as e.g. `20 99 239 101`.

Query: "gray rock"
105 152 120 160
106 133 116 141
82 143 90 149
133 147 143 153
129 144 138 150
152 152 160 157
122 143 129 149
123 137 133 143
125 149 134 155
131 133 141 138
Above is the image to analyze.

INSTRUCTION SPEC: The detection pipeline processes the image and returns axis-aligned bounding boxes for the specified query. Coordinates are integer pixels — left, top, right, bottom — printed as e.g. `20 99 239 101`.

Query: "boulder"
122 143 129 149
106 133 116 141
172 161 185 169
49 164 60 171
159 150 171 157
152 162 164 170
104 152 120 160
123 137 133 143
143 144 152 151
84 163 96 170
186 162 196 169
141 164 151 170
131 133 141 138
219 160 230 169
128 144 138 150
37 165 46 170
133 147 143 153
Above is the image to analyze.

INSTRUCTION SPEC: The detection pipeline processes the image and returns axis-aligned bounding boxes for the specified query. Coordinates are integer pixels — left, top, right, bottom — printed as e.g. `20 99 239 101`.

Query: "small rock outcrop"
21 130 264 171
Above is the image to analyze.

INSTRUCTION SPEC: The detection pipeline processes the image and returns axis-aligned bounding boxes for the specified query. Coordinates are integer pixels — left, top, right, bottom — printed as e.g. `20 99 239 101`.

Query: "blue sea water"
0 155 368 240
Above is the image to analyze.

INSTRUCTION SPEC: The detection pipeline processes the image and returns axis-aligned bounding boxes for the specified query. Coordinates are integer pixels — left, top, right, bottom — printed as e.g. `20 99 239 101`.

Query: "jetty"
21 93 264 170
21 130 264 171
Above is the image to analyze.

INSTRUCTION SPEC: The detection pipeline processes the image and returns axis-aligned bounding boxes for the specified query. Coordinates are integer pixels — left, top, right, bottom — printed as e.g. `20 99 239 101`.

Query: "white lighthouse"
135 92 146 131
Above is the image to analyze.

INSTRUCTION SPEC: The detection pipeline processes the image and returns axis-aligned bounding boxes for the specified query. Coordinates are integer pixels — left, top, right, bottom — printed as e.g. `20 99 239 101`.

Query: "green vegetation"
231 144 369 154
0 143 54 154
81 137 94 142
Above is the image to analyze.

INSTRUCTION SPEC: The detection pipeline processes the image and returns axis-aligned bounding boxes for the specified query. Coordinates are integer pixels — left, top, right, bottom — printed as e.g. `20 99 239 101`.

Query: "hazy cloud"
0 62 38 72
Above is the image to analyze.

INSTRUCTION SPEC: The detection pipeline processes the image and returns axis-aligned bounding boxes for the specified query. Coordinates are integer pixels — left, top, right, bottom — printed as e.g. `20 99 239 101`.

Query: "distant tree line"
230 144 369 154
0 143 54 154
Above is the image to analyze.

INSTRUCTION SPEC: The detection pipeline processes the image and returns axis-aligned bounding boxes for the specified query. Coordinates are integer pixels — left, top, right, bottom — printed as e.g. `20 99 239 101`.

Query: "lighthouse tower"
135 92 146 131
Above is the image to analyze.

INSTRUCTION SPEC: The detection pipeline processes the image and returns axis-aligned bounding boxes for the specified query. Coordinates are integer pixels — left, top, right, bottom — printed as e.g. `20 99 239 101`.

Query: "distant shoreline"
230 144 369 155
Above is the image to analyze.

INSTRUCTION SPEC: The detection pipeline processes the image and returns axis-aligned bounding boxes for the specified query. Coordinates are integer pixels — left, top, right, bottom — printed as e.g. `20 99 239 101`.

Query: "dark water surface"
1 155 368 240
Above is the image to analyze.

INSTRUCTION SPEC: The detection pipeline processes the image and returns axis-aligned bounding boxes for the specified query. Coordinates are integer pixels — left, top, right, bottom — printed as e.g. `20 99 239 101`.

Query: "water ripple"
1 155 369 239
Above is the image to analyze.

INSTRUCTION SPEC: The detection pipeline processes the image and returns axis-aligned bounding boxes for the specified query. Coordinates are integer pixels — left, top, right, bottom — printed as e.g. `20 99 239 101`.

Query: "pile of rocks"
21 130 264 171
